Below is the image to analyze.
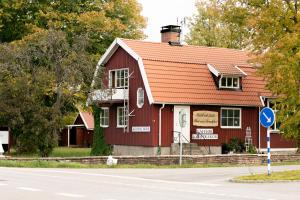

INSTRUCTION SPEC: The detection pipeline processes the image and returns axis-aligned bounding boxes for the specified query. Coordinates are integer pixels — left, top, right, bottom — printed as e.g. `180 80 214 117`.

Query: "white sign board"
196 129 213 134
0 131 9 144
192 133 218 140
132 126 150 132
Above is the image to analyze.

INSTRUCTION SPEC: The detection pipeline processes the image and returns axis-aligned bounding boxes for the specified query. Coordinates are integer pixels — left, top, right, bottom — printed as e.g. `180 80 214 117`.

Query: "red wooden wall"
102 47 157 147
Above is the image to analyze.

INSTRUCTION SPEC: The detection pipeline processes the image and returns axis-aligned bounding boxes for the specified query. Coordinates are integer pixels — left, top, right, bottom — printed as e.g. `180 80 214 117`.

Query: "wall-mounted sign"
196 128 213 134
193 111 218 127
192 133 218 140
132 126 150 132
0 131 9 144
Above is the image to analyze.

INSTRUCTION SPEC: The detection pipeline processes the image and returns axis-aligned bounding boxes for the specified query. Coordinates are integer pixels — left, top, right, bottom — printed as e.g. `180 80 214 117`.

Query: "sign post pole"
267 128 271 176
259 107 275 176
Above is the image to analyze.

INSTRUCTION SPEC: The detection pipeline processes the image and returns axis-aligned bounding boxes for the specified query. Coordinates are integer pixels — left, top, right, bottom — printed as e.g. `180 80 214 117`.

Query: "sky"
137 0 198 42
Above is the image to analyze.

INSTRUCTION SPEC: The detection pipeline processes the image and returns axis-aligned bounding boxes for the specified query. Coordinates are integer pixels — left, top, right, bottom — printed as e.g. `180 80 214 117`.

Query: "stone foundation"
113 145 171 156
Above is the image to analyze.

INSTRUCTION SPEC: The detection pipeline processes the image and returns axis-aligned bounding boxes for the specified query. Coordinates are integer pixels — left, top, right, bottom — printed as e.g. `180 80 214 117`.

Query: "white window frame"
267 99 280 132
221 107 242 129
117 106 128 128
137 87 144 108
109 68 129 89
100 107 109 128
219 76 240 89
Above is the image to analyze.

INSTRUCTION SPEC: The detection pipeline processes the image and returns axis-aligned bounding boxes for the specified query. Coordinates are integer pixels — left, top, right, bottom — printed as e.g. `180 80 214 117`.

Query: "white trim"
138 58 154 104
109 68 129 89
100 107 109 128
136 87 144 108
79 112 89 129
260 96 265 107
207 64 219 76
220 107 242 129
234 65 248 76
117 106 127 128
219 76 240 89
91 38 154 105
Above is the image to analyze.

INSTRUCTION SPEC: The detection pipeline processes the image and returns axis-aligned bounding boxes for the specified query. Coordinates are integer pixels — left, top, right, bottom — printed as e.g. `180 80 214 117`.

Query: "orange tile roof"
121 39 272 106
80 112 94 130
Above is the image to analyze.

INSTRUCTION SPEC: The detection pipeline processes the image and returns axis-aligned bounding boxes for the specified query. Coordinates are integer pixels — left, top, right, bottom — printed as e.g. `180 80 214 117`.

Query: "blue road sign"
259 107 275 128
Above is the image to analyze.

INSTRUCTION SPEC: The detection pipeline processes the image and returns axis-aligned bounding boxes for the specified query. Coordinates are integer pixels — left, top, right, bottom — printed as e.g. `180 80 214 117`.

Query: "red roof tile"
80 112 94 130
121 39 272 106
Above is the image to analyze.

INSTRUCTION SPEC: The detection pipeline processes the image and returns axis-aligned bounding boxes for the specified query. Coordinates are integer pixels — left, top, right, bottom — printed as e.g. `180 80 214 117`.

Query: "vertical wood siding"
102 47 156 146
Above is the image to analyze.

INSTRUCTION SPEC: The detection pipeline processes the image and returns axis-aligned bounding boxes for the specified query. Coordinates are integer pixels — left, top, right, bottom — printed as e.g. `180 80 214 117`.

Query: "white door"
173 105 190 143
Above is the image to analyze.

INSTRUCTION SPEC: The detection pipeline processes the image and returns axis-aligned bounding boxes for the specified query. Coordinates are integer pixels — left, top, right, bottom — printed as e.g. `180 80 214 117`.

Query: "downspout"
158 103 165 155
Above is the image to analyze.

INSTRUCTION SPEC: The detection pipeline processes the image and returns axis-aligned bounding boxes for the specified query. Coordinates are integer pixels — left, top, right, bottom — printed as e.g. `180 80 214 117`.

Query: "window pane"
234 110 240 118
228 118 234 126
221 77 226 86
227 77 232 87
228 109 233 117
222 109 227 118
233 78 239 87
234 118 240 126
222 118 227 126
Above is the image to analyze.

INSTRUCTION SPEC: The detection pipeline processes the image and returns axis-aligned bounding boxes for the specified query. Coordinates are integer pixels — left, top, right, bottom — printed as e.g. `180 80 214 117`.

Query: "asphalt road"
0 165 300 200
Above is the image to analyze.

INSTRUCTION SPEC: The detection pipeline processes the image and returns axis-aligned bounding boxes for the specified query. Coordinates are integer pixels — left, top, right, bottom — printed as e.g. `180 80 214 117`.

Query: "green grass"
50 147 91 157
235 170 300 181
9 147 91 158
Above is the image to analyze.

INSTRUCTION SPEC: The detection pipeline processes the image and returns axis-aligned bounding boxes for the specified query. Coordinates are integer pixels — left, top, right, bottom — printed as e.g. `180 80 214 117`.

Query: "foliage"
0 30 94 156
246 144 257 154
186 0 250 49
90 106 111 156
189 0 300 148
0 0 146 55
0 0 146 156
222 137 245 153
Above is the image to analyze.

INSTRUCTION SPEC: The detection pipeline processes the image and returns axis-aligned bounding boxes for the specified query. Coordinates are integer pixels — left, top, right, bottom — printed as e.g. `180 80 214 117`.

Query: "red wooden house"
90 25 296 155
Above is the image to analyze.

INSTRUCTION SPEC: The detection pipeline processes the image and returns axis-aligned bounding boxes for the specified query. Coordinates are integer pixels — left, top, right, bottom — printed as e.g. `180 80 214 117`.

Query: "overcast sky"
137 0 198 42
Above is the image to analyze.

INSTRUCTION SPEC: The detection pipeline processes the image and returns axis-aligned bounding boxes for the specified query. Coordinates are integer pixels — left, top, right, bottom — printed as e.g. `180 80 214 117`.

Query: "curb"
229 179 300 183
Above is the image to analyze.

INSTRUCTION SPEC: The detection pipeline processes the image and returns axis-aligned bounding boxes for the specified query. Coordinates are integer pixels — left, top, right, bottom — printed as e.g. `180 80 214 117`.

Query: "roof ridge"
120 38 248 53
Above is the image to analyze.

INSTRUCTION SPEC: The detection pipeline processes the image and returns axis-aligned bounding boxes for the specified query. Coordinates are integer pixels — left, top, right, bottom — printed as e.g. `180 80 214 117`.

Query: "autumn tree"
0 30 95 156
190 0 300 148
186 0 250 49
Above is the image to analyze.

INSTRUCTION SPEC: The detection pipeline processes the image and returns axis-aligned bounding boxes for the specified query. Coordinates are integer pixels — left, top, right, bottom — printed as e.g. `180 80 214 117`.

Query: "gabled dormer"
207 64 247 90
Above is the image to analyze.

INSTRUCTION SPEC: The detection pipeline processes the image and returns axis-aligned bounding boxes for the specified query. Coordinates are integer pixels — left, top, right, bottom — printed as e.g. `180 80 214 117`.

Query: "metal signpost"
259 107 275 176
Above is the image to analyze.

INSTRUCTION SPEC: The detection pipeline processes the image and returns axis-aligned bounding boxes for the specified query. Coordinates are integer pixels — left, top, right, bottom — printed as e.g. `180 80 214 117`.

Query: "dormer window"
220 76 239 89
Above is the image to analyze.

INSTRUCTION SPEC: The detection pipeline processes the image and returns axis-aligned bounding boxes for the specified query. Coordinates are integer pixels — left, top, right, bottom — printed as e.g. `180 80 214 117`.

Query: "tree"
0 30 95 156
0 0 146 54
186 0 250 49
0 0 146 156
214 0 300 148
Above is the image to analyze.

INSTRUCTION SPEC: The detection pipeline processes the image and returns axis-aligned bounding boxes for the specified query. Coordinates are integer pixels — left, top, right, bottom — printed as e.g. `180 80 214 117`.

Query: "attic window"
220 77 239 89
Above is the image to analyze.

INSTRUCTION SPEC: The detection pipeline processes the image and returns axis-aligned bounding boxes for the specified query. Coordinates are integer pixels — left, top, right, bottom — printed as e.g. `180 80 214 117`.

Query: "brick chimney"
160 25 181 43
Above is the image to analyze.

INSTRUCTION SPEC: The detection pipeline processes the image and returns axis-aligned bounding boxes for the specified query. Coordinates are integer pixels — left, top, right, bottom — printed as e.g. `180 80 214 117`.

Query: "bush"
222 137 245 154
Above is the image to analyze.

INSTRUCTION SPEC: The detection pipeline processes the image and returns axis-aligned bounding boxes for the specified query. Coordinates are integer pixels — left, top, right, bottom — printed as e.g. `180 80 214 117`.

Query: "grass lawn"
8 147 91 158
235 170 300 181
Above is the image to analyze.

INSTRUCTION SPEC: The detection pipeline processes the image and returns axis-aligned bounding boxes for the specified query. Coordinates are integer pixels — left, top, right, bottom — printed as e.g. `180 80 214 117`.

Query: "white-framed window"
109 68 128 88
117 106 128 128
100 107 109 128
267 99 280 132
137 87 144 108
221 108 241 128
220 76 240 89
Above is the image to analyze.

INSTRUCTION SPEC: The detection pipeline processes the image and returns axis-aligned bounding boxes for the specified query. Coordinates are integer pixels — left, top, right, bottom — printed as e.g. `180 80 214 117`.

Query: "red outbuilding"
60 112 94 147
90 25 297 155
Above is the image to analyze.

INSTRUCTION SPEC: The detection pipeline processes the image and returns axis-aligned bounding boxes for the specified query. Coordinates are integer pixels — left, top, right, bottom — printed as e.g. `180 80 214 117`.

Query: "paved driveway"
0 165 300 200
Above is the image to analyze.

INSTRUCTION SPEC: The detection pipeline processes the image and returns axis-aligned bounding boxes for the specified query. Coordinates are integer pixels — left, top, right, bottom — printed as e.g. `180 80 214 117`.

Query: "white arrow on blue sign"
259 107 275 128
